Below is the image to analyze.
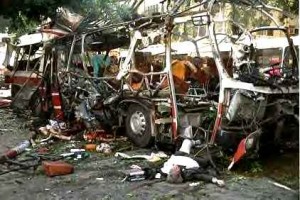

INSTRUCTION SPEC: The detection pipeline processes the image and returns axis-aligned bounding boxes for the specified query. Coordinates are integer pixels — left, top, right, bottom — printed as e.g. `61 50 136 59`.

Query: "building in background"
128 0 299 39
135 0 165 15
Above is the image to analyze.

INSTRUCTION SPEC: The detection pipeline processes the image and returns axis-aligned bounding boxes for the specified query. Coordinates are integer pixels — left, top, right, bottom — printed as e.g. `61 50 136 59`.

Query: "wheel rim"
130 111 146 136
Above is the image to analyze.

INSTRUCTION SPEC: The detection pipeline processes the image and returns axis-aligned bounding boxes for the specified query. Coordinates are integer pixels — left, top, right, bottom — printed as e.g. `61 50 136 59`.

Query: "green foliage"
80 0 133 23
9 12 39 36
230 3 272 30
0 0 133 34
0 16 9 32
266 0 299 14
0 0 74 33
249 161 263 173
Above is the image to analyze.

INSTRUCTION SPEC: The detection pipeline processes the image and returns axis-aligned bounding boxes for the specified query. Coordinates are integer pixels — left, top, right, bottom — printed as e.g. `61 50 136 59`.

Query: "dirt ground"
0 108 298 200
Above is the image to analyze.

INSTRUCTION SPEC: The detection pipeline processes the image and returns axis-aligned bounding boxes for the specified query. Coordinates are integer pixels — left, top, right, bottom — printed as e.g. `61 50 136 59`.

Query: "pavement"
0 108 298 200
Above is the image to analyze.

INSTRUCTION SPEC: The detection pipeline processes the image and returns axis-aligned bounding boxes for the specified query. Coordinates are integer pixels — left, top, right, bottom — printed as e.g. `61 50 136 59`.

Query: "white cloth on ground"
161 155 199 174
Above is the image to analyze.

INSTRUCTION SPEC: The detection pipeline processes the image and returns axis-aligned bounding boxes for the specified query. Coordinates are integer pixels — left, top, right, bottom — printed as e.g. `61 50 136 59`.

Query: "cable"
194 125 219 174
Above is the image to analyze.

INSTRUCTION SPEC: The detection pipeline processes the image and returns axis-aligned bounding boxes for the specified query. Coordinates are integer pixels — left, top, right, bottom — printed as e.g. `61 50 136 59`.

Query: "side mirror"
192 12 210 26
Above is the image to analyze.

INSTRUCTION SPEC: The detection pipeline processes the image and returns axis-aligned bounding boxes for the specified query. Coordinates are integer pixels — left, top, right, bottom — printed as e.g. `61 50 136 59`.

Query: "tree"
266 0 298 15
0 0 78 33
0 16 9 32
0 0 133 34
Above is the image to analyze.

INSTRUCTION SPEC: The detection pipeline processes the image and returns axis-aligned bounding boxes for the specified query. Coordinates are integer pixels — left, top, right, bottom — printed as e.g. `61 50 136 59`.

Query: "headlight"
245 136 255 150
245 129 262 151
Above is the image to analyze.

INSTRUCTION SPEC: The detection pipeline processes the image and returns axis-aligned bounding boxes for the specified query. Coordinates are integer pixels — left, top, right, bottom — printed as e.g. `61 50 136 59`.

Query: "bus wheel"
125 104 153 147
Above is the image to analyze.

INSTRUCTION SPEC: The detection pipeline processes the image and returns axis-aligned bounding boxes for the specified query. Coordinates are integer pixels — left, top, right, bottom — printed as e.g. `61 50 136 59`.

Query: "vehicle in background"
0 35 12 98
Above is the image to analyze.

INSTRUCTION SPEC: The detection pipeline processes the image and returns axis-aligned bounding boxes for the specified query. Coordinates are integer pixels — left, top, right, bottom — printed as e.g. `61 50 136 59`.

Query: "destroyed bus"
2 30 72 115
3 0 299 169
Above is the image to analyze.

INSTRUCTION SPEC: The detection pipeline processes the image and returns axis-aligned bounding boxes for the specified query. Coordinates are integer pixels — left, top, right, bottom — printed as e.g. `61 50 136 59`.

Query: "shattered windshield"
256 48 282 68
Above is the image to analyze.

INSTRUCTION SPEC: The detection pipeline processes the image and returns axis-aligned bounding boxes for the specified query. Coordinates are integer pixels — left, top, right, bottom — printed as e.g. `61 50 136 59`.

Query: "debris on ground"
115 151 168 162
0 99 11 108
42 161 74 177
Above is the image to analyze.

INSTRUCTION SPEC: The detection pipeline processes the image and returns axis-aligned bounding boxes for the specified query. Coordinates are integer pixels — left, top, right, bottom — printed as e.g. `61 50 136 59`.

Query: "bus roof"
138 35 299 56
